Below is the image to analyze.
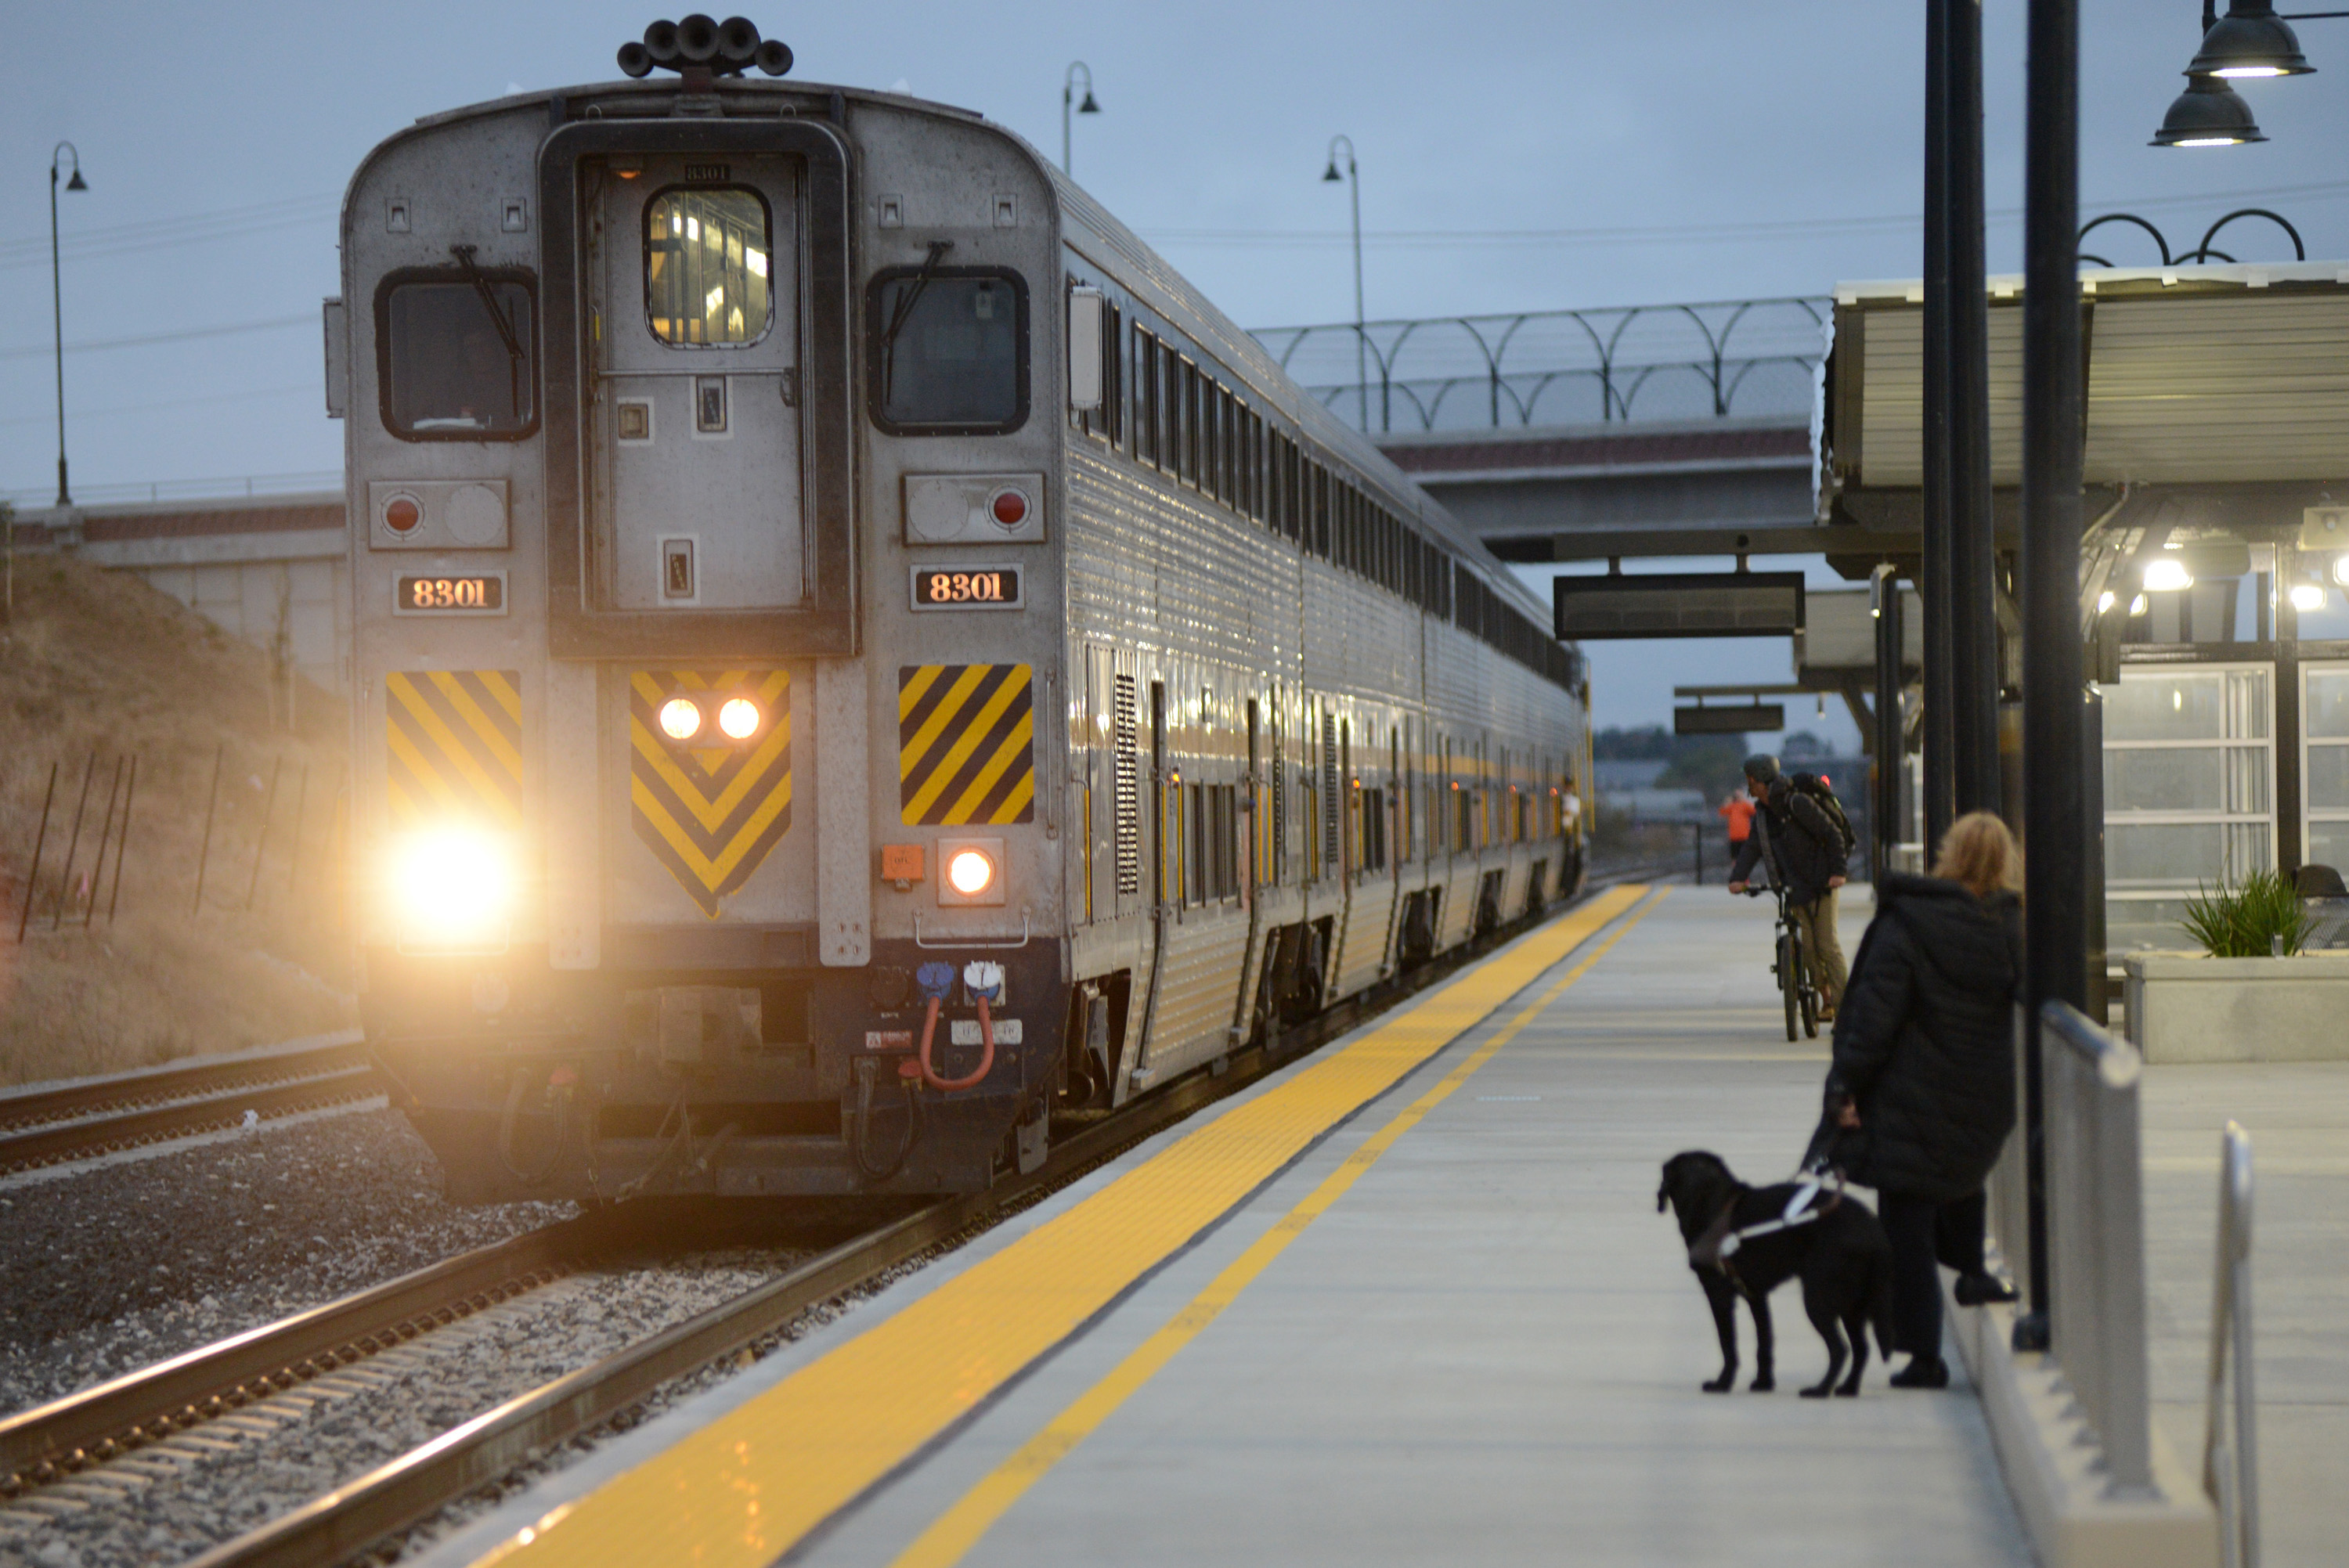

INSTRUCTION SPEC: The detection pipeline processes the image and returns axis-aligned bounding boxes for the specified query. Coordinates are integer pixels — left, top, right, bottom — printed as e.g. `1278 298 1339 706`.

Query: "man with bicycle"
1726 755 1851 1021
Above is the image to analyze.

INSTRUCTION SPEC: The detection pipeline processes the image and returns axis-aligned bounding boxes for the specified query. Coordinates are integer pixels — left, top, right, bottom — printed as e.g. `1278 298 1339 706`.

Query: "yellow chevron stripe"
628 771 796 885
896 662 946 723
629 721 792 833
387 676 521 827
385 717 465 818
627 668 795 909
477 668 522 724
426 670 524 780
937 709 1035 825
902 671 1028 823
897 666 988 786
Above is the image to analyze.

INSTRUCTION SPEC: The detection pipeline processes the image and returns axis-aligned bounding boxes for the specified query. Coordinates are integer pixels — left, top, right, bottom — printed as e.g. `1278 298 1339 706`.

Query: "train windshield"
868 269 1027 433
382 279 536 437
645 187 772 346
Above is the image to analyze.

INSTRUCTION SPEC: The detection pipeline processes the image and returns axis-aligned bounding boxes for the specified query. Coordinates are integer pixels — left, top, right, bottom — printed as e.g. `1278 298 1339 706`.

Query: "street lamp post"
2016 0 2085 1352
49 142 88 508
1322 135 1366 433
1061 62 1099 176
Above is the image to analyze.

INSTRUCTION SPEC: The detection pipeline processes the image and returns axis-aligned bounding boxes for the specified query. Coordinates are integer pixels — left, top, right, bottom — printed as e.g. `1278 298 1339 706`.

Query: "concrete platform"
428 884 2043 1568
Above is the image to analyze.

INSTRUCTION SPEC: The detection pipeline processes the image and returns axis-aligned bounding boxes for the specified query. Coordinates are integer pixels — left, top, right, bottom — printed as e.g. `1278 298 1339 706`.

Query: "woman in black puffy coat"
1823 810 2022 1388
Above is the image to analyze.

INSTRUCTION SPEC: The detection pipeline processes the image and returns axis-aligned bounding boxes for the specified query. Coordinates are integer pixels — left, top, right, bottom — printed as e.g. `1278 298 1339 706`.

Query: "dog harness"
1688 1174 1843 1274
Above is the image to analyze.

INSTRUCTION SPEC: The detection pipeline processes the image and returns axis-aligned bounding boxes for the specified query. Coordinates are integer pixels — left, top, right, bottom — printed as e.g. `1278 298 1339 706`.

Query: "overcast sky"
7 0 2346 744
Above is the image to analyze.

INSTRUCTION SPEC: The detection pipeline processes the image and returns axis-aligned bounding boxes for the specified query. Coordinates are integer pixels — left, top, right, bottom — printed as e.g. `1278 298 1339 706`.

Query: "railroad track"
0 1036 381 1177
5 885 1635 1568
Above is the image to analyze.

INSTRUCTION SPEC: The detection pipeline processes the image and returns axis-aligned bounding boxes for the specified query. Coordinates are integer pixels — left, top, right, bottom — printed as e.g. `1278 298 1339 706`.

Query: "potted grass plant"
2123 871 2349 1063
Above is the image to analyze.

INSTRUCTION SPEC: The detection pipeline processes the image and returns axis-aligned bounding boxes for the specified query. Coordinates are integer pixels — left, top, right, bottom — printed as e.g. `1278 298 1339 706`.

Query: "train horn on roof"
619 16 792 78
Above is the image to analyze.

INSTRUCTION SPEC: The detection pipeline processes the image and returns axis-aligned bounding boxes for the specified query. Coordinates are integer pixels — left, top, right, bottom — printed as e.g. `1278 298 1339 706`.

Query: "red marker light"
990 488 1029 527
384 496 421 534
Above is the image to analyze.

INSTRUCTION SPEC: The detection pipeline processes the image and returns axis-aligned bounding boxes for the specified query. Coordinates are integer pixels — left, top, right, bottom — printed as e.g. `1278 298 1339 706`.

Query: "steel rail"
0 1040 370 1135
0 1209 651 1492
0 1051 384 1177
182 882 1629 1568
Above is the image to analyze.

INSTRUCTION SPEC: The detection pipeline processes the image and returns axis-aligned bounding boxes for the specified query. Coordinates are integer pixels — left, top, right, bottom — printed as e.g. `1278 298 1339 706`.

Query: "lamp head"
2151 73 2267 146
1322 160 1343 182
2188 3 2315 78
1078 89 1099 114
64 169 86 192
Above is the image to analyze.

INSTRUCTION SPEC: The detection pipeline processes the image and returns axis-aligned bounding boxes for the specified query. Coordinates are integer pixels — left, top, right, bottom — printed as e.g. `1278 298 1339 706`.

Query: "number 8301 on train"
325 15 1590 1203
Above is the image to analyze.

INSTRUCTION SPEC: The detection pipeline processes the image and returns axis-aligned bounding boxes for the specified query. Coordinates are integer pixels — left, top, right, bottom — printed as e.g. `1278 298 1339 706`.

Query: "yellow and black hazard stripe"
629 669 792 918
898 663 1035 826
385 670 522 828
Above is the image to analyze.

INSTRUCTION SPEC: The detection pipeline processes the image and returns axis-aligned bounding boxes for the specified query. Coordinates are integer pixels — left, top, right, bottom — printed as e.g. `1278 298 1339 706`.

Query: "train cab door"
586 157 803 613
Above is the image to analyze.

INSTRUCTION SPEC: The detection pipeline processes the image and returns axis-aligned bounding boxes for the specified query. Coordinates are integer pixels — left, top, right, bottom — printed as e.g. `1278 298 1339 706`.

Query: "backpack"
1786 772 1857 861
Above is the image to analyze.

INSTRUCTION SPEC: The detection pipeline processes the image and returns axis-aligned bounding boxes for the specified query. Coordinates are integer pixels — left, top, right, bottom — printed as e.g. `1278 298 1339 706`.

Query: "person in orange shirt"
1719 791 1755 862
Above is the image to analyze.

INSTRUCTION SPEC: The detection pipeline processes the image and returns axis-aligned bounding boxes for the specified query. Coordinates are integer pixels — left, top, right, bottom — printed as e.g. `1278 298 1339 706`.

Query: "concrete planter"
2122 951 2349 1063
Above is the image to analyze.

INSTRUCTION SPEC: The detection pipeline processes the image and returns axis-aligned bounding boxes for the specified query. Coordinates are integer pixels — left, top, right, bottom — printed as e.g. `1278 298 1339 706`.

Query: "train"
324 15 1591 1203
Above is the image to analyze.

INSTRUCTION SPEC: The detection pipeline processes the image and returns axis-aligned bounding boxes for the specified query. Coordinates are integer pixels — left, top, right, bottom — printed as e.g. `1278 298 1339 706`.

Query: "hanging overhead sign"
1554 571 1806 640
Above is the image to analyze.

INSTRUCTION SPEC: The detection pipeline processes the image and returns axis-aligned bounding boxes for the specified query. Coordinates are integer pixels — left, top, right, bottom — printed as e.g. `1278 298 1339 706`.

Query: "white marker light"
946 848 996 897
659 697 702 740
718 697 760 740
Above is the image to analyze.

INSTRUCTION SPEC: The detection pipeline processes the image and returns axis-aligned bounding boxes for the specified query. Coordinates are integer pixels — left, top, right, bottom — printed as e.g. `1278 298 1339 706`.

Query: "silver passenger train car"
326 18 1589 1202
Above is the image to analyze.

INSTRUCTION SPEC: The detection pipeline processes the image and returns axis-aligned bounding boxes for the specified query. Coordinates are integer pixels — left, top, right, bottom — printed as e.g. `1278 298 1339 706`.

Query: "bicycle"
1740 881 1819 1042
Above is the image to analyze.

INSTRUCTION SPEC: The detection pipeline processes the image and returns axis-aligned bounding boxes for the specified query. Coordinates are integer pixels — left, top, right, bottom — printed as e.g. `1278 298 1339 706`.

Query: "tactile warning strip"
473 884 1649 1568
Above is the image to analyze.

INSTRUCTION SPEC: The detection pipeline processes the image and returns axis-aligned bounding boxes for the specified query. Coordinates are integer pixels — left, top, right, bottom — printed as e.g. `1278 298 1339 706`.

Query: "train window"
1135 330 1159 465
1159 348 1180 474
1203 386 1223 503
645 188 772 346
1181 362 1202 485
867 267 1029 433
377 272 536 440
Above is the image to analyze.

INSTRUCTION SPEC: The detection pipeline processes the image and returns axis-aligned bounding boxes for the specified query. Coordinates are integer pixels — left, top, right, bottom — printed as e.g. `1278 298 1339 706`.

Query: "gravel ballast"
0 1107 572 1417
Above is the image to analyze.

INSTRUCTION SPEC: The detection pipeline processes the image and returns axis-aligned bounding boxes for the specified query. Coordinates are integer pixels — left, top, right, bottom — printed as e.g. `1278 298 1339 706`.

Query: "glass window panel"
2105 747 2225 813
2309 745 2349 810
2105 821 2227 885
645 188 771 347
383 280 535 435
2308 820 2349 874
2103 672 2227 741
2308 671 2349 739
871 272 1025 430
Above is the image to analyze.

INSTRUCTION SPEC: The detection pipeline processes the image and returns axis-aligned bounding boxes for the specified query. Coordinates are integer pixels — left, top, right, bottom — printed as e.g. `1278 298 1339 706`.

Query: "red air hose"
917 993 995 1091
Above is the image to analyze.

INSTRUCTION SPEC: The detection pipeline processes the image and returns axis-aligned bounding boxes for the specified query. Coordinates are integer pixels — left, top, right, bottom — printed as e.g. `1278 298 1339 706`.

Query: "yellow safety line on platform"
886 888 1666 1568
472 883 1650 1568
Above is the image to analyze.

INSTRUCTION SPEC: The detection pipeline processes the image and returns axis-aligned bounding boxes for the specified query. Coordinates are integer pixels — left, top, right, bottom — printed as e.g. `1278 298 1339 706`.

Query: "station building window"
2101 663 2275 952
377 271 536 439
867 267 1028 433
2304 662 2349 874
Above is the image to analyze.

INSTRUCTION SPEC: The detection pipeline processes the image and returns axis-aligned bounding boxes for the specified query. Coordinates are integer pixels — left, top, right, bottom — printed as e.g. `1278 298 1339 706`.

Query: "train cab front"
348 61 1071 1206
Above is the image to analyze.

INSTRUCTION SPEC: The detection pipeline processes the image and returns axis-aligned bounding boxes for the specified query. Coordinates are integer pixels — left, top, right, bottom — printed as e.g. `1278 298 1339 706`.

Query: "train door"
578 153 817 929
587 158 803 612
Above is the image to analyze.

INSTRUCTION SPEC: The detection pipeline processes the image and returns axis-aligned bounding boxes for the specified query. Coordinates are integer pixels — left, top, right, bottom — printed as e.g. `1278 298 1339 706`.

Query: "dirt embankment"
0 553 357 1086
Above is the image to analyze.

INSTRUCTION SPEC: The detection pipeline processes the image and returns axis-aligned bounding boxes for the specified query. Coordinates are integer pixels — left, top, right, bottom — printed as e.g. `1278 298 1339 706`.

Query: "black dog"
1655 1150 1896 1398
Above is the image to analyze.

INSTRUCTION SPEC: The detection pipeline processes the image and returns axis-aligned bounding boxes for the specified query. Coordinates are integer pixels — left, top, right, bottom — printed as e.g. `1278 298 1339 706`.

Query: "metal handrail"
2040 999 2155 1497
2204 1121 2260 1568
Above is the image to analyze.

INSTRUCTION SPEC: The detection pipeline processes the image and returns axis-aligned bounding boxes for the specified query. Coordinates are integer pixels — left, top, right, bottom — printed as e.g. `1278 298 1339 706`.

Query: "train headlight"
947 849 995 896
384 826 517 953
718 697 761 739
659 697 702 740
2291 581 2329 613
936 837 1006 906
